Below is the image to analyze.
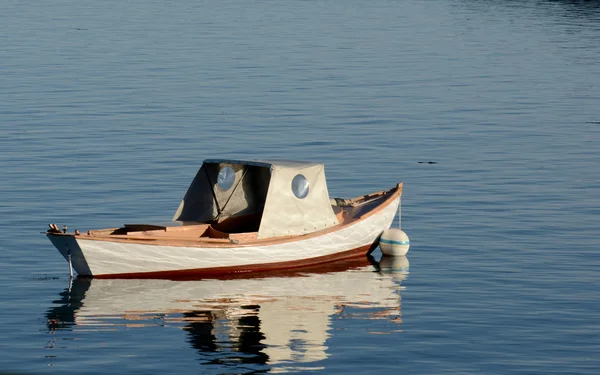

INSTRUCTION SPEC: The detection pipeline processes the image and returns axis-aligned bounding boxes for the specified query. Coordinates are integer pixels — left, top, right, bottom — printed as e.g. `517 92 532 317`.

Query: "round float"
379 228 410 256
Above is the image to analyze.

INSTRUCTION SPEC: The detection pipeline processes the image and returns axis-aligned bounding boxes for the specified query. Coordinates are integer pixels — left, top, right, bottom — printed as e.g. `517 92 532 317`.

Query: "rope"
398 196 402 229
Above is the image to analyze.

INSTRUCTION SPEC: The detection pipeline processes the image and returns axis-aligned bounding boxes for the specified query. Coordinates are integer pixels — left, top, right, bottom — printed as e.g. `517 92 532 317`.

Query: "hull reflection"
46 256 409 372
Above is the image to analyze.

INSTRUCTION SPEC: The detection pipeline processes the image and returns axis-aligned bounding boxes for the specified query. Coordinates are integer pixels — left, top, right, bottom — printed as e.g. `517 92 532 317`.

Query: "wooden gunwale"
55 183 402 248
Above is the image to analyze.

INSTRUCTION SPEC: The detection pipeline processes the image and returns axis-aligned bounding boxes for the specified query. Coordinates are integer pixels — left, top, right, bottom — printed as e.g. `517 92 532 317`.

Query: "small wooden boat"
46 159 403 278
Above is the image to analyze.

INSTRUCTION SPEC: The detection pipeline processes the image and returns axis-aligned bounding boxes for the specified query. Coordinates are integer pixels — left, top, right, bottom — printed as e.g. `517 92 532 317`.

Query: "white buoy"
379 228 410 256
379 195 410 256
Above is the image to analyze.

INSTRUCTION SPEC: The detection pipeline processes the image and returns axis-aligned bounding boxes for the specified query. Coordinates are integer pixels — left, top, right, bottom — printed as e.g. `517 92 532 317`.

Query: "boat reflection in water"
46 255 409 373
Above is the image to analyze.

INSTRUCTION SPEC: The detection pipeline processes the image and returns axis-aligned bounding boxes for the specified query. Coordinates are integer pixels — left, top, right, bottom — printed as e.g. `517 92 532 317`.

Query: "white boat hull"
48 196 399 277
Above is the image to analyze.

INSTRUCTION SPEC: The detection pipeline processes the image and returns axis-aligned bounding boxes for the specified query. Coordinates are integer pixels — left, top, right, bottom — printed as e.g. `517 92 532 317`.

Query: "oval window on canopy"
217 166 235 191
292 174 309 199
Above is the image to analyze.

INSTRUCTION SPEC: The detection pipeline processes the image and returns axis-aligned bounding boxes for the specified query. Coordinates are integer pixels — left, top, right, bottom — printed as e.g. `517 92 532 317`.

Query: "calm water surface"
1 0 599 374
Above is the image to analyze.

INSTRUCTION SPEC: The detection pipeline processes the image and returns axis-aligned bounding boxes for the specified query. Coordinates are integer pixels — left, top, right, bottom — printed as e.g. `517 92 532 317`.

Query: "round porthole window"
292 174 309 199
217 166 235 191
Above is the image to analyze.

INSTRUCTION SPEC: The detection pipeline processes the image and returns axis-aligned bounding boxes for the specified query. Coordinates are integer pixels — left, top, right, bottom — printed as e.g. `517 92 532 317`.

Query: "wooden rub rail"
345 183 401 206
111 234 232 243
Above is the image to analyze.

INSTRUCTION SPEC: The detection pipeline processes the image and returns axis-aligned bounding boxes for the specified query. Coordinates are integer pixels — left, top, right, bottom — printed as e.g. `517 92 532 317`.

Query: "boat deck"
52 184 401 247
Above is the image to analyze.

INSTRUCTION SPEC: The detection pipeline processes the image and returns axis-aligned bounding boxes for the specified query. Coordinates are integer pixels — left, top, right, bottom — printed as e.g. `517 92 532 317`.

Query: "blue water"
1 0 599 373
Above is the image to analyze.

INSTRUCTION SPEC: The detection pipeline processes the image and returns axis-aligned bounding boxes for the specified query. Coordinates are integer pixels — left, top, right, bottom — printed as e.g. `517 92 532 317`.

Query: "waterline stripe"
379 239 410 245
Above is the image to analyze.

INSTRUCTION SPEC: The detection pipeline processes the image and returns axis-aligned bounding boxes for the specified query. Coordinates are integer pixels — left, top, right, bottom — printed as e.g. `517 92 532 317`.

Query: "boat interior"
47 159 402 244
82 186 399 244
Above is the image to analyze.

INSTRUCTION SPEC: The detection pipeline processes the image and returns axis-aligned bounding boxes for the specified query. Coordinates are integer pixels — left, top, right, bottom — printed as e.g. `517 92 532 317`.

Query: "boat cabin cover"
172 159 339 239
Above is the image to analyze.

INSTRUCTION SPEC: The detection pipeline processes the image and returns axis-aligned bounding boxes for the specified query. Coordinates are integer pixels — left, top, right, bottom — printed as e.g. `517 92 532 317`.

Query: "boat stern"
46 232 93 276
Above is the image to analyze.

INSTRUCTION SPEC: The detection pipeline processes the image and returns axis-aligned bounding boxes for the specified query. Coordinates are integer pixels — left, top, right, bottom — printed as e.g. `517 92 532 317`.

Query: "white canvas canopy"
172 159 339 239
